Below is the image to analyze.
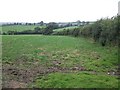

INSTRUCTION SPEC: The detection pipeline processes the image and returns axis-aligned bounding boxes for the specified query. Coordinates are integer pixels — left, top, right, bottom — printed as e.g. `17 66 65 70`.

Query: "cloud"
0 0 119 22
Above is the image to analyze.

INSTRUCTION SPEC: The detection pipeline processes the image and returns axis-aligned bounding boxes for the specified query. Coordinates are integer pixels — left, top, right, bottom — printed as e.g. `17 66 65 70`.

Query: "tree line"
53 16 120 46
2 21 45 26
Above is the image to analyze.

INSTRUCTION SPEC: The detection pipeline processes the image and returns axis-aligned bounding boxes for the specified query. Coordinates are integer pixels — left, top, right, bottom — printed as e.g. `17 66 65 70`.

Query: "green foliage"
43 27 53 35
54 16 119 46
34 27 41 32
43 22 58 35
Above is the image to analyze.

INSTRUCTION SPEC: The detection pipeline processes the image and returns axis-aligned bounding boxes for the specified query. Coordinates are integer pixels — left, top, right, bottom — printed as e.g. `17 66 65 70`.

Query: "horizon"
0 20 95 24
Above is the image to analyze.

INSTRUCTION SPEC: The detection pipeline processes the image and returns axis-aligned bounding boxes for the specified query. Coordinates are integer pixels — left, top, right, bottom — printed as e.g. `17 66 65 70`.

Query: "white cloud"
0 0 119 22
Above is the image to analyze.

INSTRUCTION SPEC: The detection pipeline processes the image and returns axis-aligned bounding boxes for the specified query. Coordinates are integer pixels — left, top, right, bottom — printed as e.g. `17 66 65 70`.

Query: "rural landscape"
1 15 119 88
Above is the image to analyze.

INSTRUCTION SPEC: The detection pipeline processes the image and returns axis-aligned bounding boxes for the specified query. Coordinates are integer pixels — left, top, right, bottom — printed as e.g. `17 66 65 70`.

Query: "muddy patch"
2 59 88 88
2 64 48 88
8 80 27 88
2 52 118 88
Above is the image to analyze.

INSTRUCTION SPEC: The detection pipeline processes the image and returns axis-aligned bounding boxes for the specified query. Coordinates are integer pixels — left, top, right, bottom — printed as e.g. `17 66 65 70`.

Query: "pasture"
1 25 45 33
2 35 118 88
53 26 78 32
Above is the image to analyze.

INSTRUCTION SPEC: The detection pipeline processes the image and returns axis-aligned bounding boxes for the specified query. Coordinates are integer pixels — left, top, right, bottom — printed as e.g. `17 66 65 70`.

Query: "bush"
54 15 119 46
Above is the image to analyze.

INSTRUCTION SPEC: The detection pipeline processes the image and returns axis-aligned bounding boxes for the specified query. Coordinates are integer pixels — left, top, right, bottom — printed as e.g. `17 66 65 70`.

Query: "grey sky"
0 0 119 22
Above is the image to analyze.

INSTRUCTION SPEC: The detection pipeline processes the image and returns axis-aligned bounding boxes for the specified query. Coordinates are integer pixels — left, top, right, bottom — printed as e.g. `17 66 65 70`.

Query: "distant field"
1 25 78 34
53 26 78 32
1 25 45 33
2 35 118 88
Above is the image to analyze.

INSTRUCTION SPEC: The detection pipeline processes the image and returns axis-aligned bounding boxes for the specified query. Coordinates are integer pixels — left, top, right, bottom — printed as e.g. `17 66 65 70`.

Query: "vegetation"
1 15 119 88
32 72 118 88
3 16 118 46
53 26 78 32
54 16 120 46
2 35 118 88
1 22 60 35
1 25 45 33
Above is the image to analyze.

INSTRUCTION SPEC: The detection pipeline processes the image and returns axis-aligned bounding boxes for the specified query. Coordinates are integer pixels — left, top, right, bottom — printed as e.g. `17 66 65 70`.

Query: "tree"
43 26 53 35
34 27 41 33
43 22 58 35
39 21 44 26
72 28 80 37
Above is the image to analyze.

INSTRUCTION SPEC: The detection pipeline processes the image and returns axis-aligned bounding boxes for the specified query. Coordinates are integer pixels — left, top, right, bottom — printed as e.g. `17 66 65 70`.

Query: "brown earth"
2 54 119 88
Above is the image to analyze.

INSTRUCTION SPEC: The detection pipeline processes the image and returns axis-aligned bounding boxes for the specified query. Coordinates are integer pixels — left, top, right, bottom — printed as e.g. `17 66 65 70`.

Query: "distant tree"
2 32 7 35
73 28 80 37
43 22 59 35
47 22 59 29
7 31 16 35
43 26 53 35
34 27 42 34
86 21 89 25
25 23 28 25
82 21 85 26
77 20 81 26
13 23 17 25
34 27 41 32
40 21 44 26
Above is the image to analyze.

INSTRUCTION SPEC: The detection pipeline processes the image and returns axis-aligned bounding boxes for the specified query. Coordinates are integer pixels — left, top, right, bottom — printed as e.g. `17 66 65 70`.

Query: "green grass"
53 26 78 32
2 35 118 88
32 72 118 88
1 25 78 33
1 25 45 33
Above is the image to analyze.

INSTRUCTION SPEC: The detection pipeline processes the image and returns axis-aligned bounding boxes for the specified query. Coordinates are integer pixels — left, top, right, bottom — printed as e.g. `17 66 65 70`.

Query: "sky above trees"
0 0 119 22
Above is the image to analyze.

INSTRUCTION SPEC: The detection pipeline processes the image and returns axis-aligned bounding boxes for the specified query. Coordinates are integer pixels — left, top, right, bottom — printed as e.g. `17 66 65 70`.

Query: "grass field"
53 26 78 32
1 25 45 33
2 35 118 88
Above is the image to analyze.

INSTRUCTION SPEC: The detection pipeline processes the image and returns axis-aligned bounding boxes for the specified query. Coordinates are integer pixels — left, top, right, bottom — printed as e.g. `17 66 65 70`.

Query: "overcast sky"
0 0 119 23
